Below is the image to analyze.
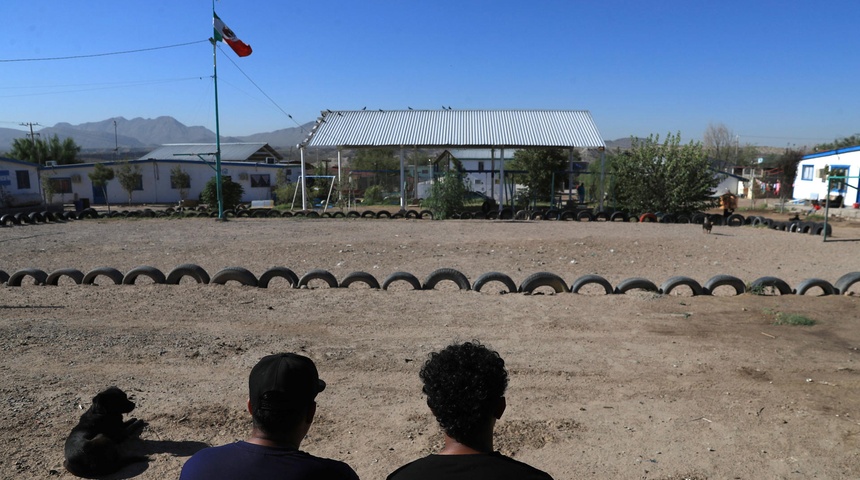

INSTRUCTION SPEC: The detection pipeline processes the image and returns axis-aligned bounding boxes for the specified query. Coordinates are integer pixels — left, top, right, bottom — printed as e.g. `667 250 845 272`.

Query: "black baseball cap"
249 353 326 412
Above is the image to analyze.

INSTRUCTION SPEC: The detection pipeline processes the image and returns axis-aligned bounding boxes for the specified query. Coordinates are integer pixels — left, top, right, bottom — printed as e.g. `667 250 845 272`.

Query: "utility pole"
19 122 41 145
113 120 118 160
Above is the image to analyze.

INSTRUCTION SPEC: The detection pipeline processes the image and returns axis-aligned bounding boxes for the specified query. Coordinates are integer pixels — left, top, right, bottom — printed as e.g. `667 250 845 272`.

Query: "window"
801 165 814 181
49 177 72 194
250 174 271 188
478 161 485 172
133 176 144 191
15 170 31 189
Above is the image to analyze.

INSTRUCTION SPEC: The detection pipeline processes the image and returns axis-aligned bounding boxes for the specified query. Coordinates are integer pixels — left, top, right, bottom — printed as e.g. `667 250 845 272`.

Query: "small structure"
793 145 860 206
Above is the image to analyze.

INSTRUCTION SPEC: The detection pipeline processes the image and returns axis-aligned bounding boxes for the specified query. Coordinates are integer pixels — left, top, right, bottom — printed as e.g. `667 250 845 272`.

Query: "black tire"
449 212 461 220
29 211 44 223
7 268 48 286
0 214 17 226
281 211 294 218
794 278 836 296
306 211 320 218
382 271 422 290
376 210 391 219
251 210 268 218
609 211 628 222
519 272 569 294
236 210 251 218
528 210 543 221
659 276 704 296
810 222 832 236
708 214 725 226
346 210 360 218
63 211 77 221
544 209 561 221
658 213 675 224
675 214 691 224
788 221 802 233
751 216 765 227
749 276 792 295
726 213 745 227
593 210 610 222
614 277 659 294
321 212 332 218
0 270 8 284
258 267 299 288
835 272 860 295
560 210 576 221
472 271 517 294
122 266 167 285
361 210 376 219
223 209 237 218
391 211 405 219
83 267 124 285
332 211 345 218
570 274 613 295
419 209 434 220
423 268 471 291
166 264 211 284
339 271 380 289
405 209 420 219
298 269 338 288
292 210 307 217
45 268 85 285
514 209 530 220
499 208 514 220
577 210 594 222
267 209 281 217
691 213 706 225
211 267 258 287
485 210 499 220
16 212 32 224
703 274 746 296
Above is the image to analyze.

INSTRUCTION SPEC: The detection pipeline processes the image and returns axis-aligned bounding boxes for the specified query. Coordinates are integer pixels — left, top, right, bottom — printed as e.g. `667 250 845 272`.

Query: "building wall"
793 147 860 205
40 159 296 206
0 158 42 207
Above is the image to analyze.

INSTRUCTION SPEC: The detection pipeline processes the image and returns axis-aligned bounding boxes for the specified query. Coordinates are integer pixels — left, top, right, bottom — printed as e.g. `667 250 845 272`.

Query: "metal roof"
301 110 604 149
140 143 282 162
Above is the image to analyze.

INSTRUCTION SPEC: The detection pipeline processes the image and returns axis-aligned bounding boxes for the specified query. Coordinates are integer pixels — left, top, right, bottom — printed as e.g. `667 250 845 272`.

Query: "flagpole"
211 1 225 220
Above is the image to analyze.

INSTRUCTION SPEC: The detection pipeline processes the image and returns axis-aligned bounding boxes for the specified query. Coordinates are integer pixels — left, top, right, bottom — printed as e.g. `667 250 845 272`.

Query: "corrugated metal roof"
301 110 604 148
140 143 282 162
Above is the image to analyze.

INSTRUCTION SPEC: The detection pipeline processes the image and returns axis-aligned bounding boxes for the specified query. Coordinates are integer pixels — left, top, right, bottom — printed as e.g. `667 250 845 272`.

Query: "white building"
0 157 43 209
793 146 859 206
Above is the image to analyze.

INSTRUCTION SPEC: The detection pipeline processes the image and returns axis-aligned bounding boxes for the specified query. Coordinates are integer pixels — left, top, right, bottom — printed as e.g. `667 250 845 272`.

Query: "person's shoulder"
490 453 554 478
302 452 360 479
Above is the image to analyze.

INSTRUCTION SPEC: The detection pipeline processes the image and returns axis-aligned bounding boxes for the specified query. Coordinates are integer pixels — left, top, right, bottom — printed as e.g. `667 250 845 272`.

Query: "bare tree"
703 123 737 169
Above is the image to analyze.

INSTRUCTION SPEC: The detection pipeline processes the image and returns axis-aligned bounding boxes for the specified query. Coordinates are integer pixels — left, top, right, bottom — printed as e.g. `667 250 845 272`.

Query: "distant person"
180 353 359 480
720 189 737 219
576 182 586 205
806 199 821 216
387 341 554 480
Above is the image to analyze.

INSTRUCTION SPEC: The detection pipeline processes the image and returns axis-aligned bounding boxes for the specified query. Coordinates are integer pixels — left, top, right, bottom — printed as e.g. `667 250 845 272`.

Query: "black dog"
64 387 148 478
702 217 713 234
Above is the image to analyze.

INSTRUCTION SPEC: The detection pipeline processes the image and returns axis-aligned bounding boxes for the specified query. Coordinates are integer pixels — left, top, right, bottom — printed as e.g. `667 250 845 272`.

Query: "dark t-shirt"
387 452 553 480
179 441 359 480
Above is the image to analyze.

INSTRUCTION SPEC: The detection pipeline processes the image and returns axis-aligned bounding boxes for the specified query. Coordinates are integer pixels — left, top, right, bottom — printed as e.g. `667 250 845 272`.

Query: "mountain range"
0 116 315 154
1 115 641 159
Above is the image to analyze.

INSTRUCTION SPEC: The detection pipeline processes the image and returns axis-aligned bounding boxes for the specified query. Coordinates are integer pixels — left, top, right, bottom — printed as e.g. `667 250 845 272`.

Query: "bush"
200 176 244 210
363 185 384 205
423 171 467 219
273 182 311 208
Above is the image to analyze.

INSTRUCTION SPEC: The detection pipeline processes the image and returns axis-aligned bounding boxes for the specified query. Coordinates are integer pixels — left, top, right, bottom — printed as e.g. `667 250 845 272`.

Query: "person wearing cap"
179 353 359 480
387 341 554 480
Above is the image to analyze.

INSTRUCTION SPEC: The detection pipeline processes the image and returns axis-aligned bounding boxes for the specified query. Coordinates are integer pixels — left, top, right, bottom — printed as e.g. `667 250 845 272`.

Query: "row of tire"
2 265 858 296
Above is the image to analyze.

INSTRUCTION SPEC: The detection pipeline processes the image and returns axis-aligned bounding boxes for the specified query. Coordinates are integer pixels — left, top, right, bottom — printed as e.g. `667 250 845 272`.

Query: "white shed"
0 157 43 208
793 146 860 206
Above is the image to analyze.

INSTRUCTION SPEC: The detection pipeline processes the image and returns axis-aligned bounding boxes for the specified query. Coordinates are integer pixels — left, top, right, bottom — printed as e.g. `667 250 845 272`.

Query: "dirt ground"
2 210 860 479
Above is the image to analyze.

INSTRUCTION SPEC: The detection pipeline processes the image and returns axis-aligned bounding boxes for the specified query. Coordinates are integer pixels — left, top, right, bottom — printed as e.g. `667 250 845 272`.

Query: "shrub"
363 185 384 205
200 176 244 210
423 171 467 219
273 182 311 208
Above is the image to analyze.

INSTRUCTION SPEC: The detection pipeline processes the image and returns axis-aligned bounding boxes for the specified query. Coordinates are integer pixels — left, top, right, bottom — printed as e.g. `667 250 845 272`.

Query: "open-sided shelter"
299 109 605 210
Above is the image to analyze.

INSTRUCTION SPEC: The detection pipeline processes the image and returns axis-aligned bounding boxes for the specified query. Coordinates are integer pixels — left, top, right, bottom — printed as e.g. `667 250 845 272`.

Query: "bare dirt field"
2 212 860 479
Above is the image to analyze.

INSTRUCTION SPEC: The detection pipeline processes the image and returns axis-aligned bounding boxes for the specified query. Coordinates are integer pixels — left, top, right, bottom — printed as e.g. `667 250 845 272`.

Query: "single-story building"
0 157 43 209
793 145 860 206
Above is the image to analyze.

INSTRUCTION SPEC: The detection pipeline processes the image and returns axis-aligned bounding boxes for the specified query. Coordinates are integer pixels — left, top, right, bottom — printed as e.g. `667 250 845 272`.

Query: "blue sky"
2 0 858 148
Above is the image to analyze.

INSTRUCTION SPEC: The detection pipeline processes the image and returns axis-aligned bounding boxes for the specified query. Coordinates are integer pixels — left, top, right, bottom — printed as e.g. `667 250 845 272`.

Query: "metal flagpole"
211 1 225 220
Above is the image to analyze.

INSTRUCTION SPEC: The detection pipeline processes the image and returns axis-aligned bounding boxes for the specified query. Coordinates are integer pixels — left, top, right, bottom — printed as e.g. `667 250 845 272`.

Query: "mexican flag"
213 12 252 57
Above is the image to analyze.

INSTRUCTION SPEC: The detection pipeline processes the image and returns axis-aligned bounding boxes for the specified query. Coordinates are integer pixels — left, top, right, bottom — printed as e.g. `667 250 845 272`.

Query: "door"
92 184 105 205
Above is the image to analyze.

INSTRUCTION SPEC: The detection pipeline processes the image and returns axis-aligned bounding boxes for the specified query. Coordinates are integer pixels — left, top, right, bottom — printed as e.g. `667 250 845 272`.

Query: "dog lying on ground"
702 217 713 233
64 386 148 478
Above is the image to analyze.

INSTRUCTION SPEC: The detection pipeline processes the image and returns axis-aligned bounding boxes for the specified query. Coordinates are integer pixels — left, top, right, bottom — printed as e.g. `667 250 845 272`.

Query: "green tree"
774 148 804 207
610 133 718 215
423 170 467 219
116 162 143 205
814 134 860 152
509 148 572 204
170 165 191 201
9 134 80 165
201 176 244 210
88 163 115 213
350 148 399 190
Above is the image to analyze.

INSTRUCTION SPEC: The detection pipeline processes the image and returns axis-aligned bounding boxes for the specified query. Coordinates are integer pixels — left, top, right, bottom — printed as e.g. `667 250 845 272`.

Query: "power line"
216 44 306 132
0 40 209 62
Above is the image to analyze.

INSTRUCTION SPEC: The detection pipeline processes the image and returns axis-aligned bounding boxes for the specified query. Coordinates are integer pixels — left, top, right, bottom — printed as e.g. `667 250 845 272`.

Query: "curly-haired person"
387 341 554 480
